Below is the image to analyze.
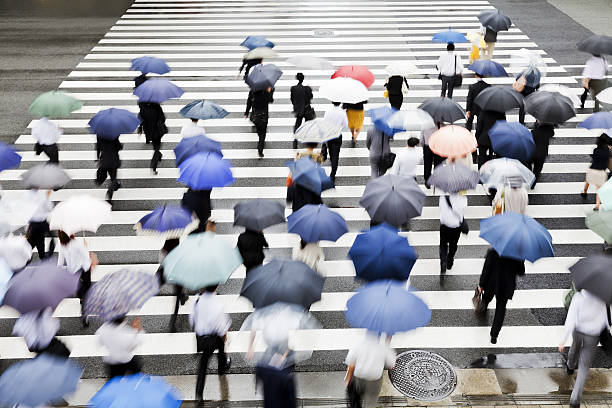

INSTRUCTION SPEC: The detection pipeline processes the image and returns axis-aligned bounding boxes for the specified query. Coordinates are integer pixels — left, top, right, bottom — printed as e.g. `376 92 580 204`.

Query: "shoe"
292 140 298 149
425 182 431 189
490 336 497 344
594 207 600 211
105 189 114 202
351 139 356 148
179 294 188 305
580 192 587 199
566 366 575 375
81 317 89 328
440 262 446 275
113 181 122 192
219 357 231 374
258 151 264 158
446 258 454 270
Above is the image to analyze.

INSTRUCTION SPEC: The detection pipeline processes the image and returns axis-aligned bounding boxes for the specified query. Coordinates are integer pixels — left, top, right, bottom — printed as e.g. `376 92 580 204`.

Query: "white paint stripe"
104 29 525 37
109 22 492 30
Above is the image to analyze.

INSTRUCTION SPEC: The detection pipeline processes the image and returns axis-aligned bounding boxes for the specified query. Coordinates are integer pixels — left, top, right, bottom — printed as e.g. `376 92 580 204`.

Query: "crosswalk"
0 0 605 380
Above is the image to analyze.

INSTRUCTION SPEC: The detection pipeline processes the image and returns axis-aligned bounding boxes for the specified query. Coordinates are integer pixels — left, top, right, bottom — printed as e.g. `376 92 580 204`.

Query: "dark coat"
237 230 269 270
255 365 297 408
96 137 122 169
479 248 525 301
290 83 313 115
134 74 148 89
385 75 408 96
138 102 167 144
342 102 366 111
465 80 490 116
484 28 497 43
181 189 211 226
245 88 275 117
476 110 506 147
287 184 322 213
531 123 555 160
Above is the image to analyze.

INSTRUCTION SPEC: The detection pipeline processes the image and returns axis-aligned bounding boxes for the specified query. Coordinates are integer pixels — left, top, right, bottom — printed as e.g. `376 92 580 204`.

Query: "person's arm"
465 86 474 115
246 329 257 360
559 293 580 352
478 250 494 291
345 365 355 386
244 91 253 117
239 59 247 73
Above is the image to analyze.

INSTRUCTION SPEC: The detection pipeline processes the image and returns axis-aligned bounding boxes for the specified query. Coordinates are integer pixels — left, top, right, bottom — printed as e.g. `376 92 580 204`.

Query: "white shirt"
180 122 206 138
292 242 324 272
390 147 423 178
25 189 53 222
439 194 467 228
12 308 59 350
345 334 396 381
189 292 231 337
96 322 142 364
57 238 91 274
562 290 612 343
323 105 349 130
31 117 61 145
437 51 464 76
582 56 608 80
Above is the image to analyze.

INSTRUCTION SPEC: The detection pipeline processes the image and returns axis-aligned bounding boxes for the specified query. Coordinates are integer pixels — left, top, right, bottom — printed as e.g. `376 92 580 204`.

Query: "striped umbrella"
427 162 479 193
83 269 159 321
134 205 198 239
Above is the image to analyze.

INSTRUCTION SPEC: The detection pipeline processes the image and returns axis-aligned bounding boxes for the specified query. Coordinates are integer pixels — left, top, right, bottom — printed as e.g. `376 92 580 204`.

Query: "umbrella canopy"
428 125 478 158
0 354 83 408
240 258 324 309
286 157 334 195
318 77 369 104
3 260 79 314
49 195 111 235
478 9 512 32
479 213 554 262
244 47 278 60
130 56 170 75
134 205 198 239
525 91 576 124
28 91 82 118
578 111 612 130
0 142 21 172
88 108 141 140
479 157 536 187
385 62 418 77
570 255 612 303
286 55 333 70
162 231 243 290
418 97 466 123
90 373 182 408
179 100 228 120
489 121 536 161
345 280 431 335
0 234 31 271
287 204 348 243
348 224 417 282
432 29 468 43
381 109 436 134
331 65 375 88
474 86 524 113
596 87 612 104
516 66 542 88
177 152 234 189
585 210 612 243
21 163 71 190
368 106 398 135
241 36 275 50
246 64 283 91
173 134 222 166
427 162 479 193
467 31 486 48
0 259 13 303
577 35 612 55
133 78 184 103
359 174 426 227
511 48 547 71
598 178 612 211
467 59 508 77
540 84 582 107
294 118 343 143
0 195 40 234
234 199 286 231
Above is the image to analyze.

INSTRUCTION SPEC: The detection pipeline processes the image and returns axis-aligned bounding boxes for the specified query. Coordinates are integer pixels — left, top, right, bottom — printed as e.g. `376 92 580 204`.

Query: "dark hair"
162 238 180 254
111 316 126 325
296 73 304 83
191 118 198 124
57 230 74 246
304 142 318 149
597 133 609 149
300 239 308 249
447 42 455 51
332 102 341 106
204 284 218 293
407 137 420 147
593 54 601 58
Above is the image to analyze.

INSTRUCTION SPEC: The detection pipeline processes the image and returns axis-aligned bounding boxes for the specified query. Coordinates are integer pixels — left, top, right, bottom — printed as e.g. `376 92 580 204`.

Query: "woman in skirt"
581 134 610 210
343 101 366 148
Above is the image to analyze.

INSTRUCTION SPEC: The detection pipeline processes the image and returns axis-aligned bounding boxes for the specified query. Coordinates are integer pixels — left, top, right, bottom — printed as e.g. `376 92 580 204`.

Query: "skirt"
586 168 607 186
346 109 365 131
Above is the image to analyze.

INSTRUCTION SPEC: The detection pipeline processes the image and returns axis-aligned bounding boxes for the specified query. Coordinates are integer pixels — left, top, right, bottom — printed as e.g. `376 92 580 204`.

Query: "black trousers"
439 224 461 269
106 356 142 379
531 157 545 180
293 113 305 133
169 284 186 332
195 335 228 399
27 220 54 260
440 75 455 98
76 268 92 303
252 113 268 154
35 143 59 163
482 290 508 338
322 135 342 181
389 94 403 110
96 167 118 186
477 146 494 169
423 145 444 184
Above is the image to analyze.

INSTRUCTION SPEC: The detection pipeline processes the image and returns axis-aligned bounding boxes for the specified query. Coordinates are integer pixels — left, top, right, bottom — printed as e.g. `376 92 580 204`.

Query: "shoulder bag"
513 75 526 93
472 288 487 317
445 195 469 235
600 306 612 356
377 132 396 172
452 56 463 88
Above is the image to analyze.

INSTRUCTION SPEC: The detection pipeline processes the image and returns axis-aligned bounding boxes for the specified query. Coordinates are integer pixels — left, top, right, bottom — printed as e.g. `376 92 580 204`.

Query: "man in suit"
290 73 315 149
476 109 506 169
465 74 490 131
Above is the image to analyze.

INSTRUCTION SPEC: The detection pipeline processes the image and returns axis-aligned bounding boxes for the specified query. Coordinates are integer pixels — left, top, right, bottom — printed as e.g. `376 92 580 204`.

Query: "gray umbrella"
359 174 426 227
474 86 524 113
427 162 479 193
525 91 576 124
570 255 612 303
478 9 511 32
418 97 466 123
577 35 612 56
21 164 71 190
234 199 286 231
246 64 283 92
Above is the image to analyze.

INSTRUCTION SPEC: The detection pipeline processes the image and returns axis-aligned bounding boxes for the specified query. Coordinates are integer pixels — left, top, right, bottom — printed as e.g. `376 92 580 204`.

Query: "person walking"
95 136 122 202
384 75 409 110
239 57 262 81
134 73 148 89
478 248 525 343
439 192 467 274
237 228 268 273
581 133 610 210
343 101 366 148
12 307 65 357
138 101 167 174
515 68 541 125
321 102 348 183
492 178 529 215
580 54 608 112
290 73 315 149
245 87 275 158
292 239 324 273
296 143 323 164
156 238 188 333
32 117 60 163
481 26 497 59
390 137 422 180
181 188 212 233
465 73 490 131
25 188 55 260
96 316 143 379
436 42 464 99
366 126 391 179
422 126 444 188
255 362 297 408
476 109 506 169
286 180 323 213
180 118 206 138
530 120 555 186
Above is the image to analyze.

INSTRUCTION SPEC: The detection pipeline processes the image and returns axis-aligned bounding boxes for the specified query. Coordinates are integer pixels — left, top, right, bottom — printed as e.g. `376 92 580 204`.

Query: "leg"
465 114 474 131
580 88 588 109
518 106 526 125
95 167 108 186
329 136 342 182
150 140 162 172
566 330 582 371
27 223 45 260
446 226 461 269
440 76 448 98
255 117 268 156
439 225 450 273
447 80 454 99
570 332 599 407
490 296 508 338
215 335 229 373
423 145 434 185
320 142 328 161
360 377 383 408
293 113 304 133
195 341 215 400
596 189 602 209
478 147 491 169
532 158 544 180
169 285 182 332
47 144 59 164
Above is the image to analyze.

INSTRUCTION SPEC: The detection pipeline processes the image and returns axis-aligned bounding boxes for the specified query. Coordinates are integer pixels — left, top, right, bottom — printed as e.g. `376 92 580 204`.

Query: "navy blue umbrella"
234 199 286 231
134 78 184 103
90 373 182 408
179 100 229 120
0 142 21 172
131 56 170 75
288 204 348 243
246 64 283 92
516 66 541 88
489 120 535 161
432 29 469 43
240 36 275 50
178 152 234 189
467 60 508 77
88 108 141 140
478 9 512 32
286 158 334 195
135 205 197 239
173 135 222 165
579 112 612 130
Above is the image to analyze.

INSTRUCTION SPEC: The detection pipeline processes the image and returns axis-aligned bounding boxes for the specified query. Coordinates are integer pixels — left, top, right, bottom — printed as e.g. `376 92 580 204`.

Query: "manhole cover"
388 350 457 401
313 29 335 37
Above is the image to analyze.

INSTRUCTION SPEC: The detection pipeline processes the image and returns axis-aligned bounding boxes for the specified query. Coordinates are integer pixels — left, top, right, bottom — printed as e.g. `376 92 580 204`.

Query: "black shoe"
179 294 188 305
566 366 575 375
258 151 264 158
440 262 446 274
292 140 298 149
105 189 114 202
220 357 231 374
81 317 89 328
490 336 497 344
425 182 431 189
113 181 121 192
446 258 454 270
580 192 588 199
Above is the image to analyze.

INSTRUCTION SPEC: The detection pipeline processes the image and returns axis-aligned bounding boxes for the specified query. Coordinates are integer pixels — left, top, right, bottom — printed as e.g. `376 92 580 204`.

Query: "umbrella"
381 109 436 134
234 199 286 231
516 66 542 88
84 269 159 321
241 36 275 50
345 280 431 335
524 91 576 124
479 213 554 262
474 86 524 113
134 205 198 239
428 125 477 158
385 62 418 77
331 65 375 88
0 234 31 271
578 112 612 130
20 163 71 190
348 224 417 281
177 152 235 189
467 59 508 77
577 35 612 55
173 134 222 165
359 174 426 227
3 260 79 314
246 64 283 91
489 121 536 161
28 91 82 118
540 84 582 107
244 47 278 60
286 157 334 195
418 97 466 123
179 100 228 120
478 9 512 32
133 78 184 103
570 255 612 303
427 162 479 193
0 354 83 408
432 29 469 44
88 108 141 140
49 195 111 235
368 106 397 135
479 157 536 187
511 48 547 71
0 259 12 303
294 118 343 143
287 204 348 242
467 32 486 48
598 178 612 211
586 210 612 243
596 87 612 104
130 56 170 75
162 231 243 290
0 142 21 172
89 373 182 408
286 55 333 70
0 195 40 234
318 77 369 104
240 258 324 309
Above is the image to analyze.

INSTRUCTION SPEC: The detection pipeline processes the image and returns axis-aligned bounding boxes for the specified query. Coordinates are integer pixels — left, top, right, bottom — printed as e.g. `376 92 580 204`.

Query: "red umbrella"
331 65 375 88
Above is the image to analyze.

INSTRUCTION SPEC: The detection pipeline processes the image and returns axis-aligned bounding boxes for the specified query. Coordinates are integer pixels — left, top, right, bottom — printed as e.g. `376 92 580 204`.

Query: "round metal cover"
313 29 336 37
388 350 457 401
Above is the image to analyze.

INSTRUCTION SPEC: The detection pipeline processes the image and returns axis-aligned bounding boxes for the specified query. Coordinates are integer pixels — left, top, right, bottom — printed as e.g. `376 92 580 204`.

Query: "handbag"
304 105 316 121
376 131 395 172
445 195 469 235
452 56 463 88
472 288 487 317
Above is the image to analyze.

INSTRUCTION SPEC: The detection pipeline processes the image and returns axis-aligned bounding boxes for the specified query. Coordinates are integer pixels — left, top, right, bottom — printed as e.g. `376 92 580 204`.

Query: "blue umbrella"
88 108 141 140
479 212 554 262
286 157 334 195
246 64 283 92
133 78 184 103
0 259 12 303
135 205 197 239
90 373 182 408
241 35 275 50
345 280 431 335
0 354 83 407
348 224 417 282
130 56 170 75
173 134 222 165
178 152 235 189
180 100 229 120
432 29 469 43
468 59 508 77
489 120 535 161
288 204 348 242
0 141 21 172
367 106 400 136
579 111 612 130
516 67 541 88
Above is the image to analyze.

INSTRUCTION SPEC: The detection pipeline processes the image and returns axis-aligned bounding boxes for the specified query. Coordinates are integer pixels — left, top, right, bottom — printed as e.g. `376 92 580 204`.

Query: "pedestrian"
422 126 444 188
515 67 541 125
12 307 65 357
156 238 188 333
134 73 148 89
492 178 529 215
389 137 422 180
25 188 55 260
296 142 323 164
478 248 525 343
465 73 490 131
345 332 396 408
181 188 212 233
343 101 366 148
321 102 348 183
286 180 323 213
384 75 409 110
255 362 297 408
292 239 324 273
190 284 232 404
436 42 463 99
481 25 497 59
530 120 555 186
95 135 122 202
290 73 315 149
32 117 60 163
237 228 269 273
239 57 262 81
581 133 610 210
96 316 143 379
439 192 467 274
180 118 206 139
366 126 391 179
559 289 611 408
138 101 167 174
245 87 275 158
580 54 608 112
476 109 506 169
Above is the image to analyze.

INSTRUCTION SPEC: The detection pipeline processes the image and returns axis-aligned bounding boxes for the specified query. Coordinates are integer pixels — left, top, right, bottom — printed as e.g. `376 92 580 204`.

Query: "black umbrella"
577 35 612 56
474 86 523 113
478 9 512 32
234 199 286 231
525 91 576 124
570 255 612 303
427 162 479 193
418 97 466 123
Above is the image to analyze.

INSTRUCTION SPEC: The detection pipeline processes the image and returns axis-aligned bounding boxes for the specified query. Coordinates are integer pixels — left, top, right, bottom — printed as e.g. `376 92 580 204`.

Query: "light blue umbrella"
90 373 182 408
294 118 343 143
578 111 612 130
432 29 469 43
133 78 184 103
177 152 235 189
173 135 223 166
515 66 541 88
241 36 275 50
131 56 171 75
286 157 334 195
479 157 535 187
367 106 399 136
0 258 13 303
88 108 141 140
179 100 229 120
288 204 348 242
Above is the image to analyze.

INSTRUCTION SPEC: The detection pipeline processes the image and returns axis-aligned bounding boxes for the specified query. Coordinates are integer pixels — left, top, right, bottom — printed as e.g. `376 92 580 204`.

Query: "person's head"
332 101 341 107
407 137 420 147
593 54 601 58
304 142 318 150
447 42 455 51
57 230 74 246
191 118 198 124
597 133 609 149
475 73 485 80
111 316 126 325
203 284 218 293
205 219 216 233
296 72 305 83
162 238 180 254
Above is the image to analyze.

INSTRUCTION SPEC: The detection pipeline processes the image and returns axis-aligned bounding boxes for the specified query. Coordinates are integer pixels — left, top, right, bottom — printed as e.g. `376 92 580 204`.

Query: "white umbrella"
596 87 612 104
49 195 111 235
294 118 343 143
385 62 419 77
386 109 436 132
479 157 536 188
244 47 278 60
510 47 547 74
0 234 32 271
539 84 582 107
318 77 369 104
286 55 333 70
0 195 40 234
